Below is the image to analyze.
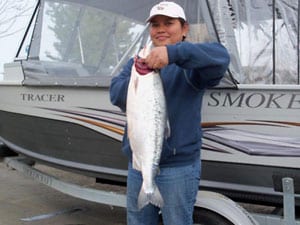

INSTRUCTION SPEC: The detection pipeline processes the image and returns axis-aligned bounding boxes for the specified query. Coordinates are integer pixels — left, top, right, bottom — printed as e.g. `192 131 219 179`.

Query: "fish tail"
137 184 164 210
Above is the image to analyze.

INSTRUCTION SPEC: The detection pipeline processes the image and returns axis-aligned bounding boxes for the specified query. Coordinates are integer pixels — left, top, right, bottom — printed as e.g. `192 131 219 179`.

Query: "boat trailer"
4 156 300 225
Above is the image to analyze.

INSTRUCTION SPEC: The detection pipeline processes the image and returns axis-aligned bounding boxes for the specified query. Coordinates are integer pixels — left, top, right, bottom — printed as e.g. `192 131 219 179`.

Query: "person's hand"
134 56 153 75
140 46 169 70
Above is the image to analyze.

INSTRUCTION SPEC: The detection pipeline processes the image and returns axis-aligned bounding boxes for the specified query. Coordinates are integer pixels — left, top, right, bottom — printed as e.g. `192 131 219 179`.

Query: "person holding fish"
110 1 230 225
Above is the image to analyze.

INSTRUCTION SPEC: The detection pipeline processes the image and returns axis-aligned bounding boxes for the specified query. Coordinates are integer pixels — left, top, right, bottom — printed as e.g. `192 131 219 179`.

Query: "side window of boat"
190 0 300 87
23 0 145 87
219 0 299 85
23 0 300 87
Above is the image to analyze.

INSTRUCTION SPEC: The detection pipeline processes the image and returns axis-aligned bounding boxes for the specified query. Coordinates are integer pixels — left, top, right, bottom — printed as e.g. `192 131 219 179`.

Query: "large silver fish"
126 44 169 210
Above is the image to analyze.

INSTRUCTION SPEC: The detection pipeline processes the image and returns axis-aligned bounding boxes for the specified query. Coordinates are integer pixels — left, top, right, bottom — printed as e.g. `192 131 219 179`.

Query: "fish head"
135 57 153 75
135 42 157 75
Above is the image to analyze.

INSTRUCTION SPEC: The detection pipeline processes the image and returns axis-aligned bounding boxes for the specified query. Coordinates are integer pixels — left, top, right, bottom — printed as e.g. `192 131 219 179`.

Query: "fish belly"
126 67 166 209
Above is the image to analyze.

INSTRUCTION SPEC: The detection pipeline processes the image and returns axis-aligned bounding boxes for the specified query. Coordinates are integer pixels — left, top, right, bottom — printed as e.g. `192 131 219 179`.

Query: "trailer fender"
195 191 259 225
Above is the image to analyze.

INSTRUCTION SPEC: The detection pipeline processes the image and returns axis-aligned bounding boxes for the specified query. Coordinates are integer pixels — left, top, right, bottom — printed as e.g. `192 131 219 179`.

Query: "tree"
45 2 137 75
0 0 35 38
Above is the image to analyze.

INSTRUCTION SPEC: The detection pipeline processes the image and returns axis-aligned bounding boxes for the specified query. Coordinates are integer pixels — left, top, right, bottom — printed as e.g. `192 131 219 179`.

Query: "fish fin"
137 184 164 210
132 154 141 171
133 74 139 93
164 119 171 138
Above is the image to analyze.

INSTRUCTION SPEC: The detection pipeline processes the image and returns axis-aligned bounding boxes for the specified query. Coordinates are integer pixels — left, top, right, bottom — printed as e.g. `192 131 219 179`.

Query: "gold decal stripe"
202 120 300 128
65 115 124 135
201 121 283 128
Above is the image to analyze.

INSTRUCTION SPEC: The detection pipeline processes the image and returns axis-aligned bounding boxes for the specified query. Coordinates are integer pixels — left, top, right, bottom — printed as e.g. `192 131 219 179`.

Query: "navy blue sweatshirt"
110 41 230 167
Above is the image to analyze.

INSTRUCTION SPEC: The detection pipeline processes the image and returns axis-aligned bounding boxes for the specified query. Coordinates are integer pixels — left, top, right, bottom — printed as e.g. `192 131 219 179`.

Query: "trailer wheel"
193 208 234 225
0 144 17 157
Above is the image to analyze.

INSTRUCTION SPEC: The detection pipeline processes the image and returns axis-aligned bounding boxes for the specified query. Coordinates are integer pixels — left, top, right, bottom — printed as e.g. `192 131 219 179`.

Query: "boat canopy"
18 0 300 87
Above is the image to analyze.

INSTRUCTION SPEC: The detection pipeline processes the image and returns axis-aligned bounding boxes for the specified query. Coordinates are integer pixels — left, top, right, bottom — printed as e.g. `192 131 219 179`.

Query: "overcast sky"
0 0 37 77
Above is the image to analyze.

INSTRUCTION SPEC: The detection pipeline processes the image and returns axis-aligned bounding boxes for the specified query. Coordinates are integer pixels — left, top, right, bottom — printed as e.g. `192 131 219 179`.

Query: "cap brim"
146 14 185 22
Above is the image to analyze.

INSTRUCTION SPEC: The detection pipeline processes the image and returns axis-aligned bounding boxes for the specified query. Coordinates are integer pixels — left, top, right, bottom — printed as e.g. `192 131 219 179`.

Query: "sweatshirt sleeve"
166 42 230 89
109 58 134 112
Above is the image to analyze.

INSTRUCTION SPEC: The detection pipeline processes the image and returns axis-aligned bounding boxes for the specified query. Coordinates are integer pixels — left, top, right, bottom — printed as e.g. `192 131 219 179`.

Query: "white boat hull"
1 67 300 205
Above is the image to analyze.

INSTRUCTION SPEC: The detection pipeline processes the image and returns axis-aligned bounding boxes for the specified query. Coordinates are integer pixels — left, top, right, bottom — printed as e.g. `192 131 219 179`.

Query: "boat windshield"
19 0 300 87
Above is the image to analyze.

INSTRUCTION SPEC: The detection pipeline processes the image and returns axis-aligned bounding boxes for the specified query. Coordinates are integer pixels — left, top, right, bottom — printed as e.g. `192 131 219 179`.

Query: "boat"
0 0 299 206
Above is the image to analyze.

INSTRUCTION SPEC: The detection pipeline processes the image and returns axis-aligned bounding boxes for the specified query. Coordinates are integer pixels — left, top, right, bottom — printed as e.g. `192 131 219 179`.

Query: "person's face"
149 15 189 46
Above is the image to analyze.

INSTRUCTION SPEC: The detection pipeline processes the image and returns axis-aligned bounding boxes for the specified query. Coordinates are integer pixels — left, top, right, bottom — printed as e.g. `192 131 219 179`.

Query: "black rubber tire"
157 207 234 225
0 144 18 157
193 208 234 225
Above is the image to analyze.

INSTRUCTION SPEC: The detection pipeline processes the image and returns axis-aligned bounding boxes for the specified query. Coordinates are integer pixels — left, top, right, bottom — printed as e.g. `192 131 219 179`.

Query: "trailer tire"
193 208 234 225
0 144 17 157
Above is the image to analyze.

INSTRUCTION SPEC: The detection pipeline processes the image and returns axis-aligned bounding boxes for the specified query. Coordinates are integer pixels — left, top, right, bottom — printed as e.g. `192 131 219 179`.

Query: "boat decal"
37 107 125 136
79 107 126 116
251 120 300 127
35 107 300 157
64 115 124 135
202 142 231 154
202 120 288 128
41 107 125 126
203 127 300 157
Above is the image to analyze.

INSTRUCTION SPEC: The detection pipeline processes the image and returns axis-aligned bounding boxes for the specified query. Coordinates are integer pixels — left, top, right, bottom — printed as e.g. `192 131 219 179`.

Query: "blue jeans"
126 159 200 225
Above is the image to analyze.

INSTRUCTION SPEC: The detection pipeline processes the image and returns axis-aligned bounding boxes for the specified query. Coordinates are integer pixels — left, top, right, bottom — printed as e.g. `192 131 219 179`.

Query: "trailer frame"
4 156 300 225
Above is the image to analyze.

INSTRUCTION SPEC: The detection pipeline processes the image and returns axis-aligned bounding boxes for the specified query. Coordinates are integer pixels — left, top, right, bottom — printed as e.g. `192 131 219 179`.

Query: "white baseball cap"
146 1 186 22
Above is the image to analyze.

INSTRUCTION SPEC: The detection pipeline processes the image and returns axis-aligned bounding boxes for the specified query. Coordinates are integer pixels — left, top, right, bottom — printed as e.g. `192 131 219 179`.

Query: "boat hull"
0 84 300 205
